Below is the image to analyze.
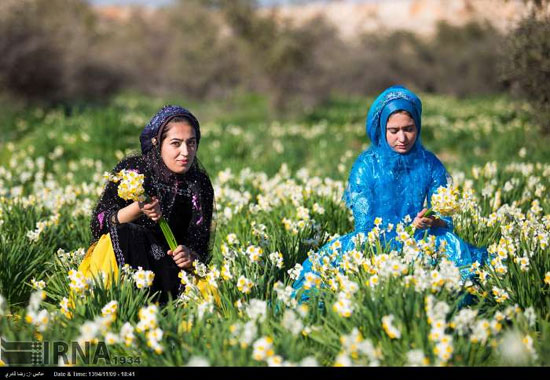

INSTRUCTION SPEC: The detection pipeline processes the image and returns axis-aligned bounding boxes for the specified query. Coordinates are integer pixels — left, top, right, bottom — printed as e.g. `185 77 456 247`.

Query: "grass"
0 92 549 366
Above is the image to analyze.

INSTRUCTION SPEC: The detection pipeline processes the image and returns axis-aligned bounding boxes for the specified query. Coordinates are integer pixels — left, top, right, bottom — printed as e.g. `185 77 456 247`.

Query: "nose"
397 130 407 143
180 143 189 157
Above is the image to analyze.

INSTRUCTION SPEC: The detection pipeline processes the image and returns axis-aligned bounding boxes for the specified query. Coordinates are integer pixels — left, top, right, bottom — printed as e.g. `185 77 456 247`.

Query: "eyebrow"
388 124 415 129
170 137 196 142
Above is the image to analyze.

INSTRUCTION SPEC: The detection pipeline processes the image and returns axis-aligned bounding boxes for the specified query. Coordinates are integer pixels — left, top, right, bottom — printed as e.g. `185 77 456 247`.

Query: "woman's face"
160 122 197 174
385 112 417 154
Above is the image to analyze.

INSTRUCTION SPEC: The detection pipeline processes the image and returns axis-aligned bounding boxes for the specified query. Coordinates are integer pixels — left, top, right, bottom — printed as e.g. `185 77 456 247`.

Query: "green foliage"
1 95 550 366
0 0 511 110
501 9 550 134
0 0 122 104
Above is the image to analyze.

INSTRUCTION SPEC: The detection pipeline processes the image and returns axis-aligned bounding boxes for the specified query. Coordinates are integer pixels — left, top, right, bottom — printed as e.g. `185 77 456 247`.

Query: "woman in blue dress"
292 85 487 298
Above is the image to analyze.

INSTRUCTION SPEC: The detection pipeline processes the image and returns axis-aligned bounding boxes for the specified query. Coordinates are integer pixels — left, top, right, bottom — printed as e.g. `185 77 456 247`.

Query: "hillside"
94 0 530 38
266 0 530 39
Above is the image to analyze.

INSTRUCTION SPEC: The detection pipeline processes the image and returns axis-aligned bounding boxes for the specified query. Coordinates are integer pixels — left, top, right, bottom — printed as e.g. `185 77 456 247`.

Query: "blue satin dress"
292 149 487 295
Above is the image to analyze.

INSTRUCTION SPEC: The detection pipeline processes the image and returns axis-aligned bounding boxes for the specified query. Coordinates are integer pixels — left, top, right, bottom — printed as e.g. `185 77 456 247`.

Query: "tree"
501 0 550 133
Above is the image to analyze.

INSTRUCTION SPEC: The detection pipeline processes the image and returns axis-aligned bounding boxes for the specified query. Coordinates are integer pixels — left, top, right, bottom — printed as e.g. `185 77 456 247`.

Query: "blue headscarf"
140 105 201 154
366 85 423 157
344 85 451 236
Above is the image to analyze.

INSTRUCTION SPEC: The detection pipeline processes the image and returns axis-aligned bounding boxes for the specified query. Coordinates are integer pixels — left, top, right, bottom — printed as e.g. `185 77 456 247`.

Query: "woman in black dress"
88 105 214 303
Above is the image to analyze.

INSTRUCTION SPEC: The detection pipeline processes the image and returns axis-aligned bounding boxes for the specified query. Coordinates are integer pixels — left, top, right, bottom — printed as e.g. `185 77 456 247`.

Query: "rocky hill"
266 0 530 39
94 0 531 39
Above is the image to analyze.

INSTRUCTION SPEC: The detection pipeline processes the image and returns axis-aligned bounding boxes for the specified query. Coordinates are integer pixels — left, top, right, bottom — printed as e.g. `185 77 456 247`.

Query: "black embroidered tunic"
90 155 214 303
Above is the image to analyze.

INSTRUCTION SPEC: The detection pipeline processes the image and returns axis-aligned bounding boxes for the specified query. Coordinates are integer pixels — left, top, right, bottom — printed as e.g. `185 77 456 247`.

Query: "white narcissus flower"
282 309 304 336
105 332 121 345
120 322 135 347
78 321 100 342
269 251 284 269
237 276 253 294
28 290 46 311
101 300 118 320
499 330 531 365
31 278 46 290
252 336 275 361
406 349 428 366
0 294 6 317
524 306 536 327
332 292 354 318
246 299 267 322
299 356 319 367
333 352 352 367
226 233 239 245
287 263 303 280
186 356 210 367
115 169 146 203
381 315 401 339
246 245 263 262
133 267 155 289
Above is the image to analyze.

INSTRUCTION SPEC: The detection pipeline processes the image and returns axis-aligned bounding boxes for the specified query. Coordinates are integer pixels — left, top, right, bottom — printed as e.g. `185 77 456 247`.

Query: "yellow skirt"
78 233 119 287
78 234 220 305
196 277 222 306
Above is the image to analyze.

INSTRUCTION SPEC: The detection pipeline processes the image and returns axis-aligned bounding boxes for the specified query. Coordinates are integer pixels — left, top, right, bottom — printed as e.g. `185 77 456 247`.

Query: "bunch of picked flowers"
406 184 460 237
428 184 460 217
110 169 178 250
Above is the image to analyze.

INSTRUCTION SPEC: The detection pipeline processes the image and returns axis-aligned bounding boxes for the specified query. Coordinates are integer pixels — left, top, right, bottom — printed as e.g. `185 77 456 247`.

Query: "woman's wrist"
434 218 447 228
115 202 142 224
135 201 144 216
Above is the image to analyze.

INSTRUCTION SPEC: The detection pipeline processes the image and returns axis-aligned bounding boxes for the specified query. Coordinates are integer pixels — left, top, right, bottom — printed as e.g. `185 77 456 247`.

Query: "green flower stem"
143 195 178 251
159 217 178 251
422 208 434 240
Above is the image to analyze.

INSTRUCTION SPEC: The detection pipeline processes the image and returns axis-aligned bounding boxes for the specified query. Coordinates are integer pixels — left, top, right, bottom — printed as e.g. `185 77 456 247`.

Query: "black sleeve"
90 157 140 242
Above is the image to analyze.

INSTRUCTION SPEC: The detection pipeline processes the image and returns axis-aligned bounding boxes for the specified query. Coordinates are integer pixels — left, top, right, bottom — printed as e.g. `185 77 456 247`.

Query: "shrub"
501 5 550 134
0 0 122 104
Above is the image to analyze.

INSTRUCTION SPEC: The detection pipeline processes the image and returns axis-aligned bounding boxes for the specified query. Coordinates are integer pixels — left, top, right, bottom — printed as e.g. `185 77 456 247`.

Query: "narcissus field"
1 94 549 366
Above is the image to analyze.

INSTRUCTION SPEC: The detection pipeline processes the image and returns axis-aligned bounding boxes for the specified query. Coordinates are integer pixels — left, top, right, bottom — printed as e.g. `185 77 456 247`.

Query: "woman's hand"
139 196 162 222
167 245 198 270
413 208 445 230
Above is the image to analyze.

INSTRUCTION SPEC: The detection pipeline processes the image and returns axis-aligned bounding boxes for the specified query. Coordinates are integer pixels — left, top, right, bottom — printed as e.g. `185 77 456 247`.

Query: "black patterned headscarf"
140 105 201 154
139 105 203 185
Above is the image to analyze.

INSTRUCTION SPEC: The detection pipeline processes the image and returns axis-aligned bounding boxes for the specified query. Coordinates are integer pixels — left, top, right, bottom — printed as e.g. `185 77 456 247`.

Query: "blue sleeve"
426 154 454 230
343 153 374 232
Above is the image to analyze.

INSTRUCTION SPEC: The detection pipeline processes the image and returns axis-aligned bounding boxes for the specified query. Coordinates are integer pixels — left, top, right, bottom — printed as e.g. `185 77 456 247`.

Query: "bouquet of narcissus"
428 184 460 217
109 169 147 202
405 184 460 236
108 169 178 250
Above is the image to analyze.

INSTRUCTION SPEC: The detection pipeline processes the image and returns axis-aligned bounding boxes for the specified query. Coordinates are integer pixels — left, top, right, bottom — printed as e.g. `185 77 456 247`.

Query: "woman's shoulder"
188 166 214 191
418 149 448 178
354 148 377 165
348 148 378 181
423 150 446 169
353 148 379 170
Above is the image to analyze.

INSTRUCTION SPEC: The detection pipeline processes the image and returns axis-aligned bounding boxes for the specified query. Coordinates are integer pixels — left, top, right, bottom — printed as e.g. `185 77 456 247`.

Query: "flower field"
0 94 549 366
